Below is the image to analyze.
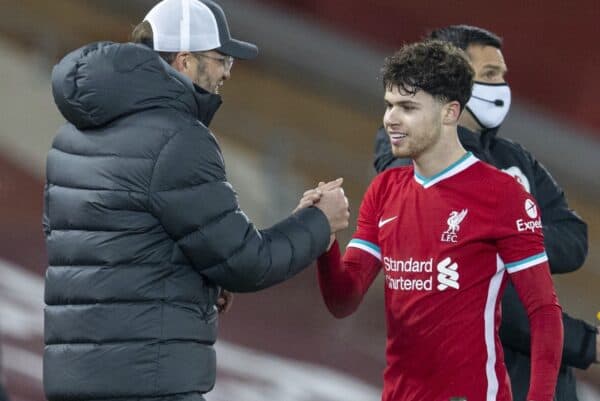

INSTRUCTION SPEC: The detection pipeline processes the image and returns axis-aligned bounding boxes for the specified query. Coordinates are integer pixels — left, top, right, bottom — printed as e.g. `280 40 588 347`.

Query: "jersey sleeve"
496 179 547 273
317 179 382 318
523 143 587 273
496 181 563 401
346 176 381 260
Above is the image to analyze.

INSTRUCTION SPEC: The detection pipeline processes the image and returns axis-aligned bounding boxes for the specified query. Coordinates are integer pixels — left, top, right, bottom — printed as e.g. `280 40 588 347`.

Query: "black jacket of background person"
374 125 595 401
0 384 8 401
44 42 331 401
0 344 7 401
0 374 7 401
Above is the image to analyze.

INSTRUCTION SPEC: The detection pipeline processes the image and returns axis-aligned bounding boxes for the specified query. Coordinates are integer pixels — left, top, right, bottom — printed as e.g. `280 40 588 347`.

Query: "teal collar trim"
414 152 478 188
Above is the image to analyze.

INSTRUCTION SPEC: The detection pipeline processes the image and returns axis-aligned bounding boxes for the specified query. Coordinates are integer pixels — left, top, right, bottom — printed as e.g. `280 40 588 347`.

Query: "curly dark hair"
382 40 474 110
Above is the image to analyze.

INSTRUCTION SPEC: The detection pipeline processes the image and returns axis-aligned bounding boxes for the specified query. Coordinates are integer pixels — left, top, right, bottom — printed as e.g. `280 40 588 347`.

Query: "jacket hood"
51 42 221 129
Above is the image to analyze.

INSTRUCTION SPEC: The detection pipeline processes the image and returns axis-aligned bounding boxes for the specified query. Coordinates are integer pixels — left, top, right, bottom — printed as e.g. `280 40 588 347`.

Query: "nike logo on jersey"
378 216 398 228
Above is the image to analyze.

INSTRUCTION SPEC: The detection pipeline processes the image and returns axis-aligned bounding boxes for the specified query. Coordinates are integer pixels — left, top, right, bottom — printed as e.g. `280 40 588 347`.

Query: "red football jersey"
318 152 562 401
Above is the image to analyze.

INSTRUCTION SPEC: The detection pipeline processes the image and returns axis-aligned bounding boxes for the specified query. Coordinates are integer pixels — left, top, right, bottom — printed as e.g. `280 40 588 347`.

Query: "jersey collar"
414 152 479 188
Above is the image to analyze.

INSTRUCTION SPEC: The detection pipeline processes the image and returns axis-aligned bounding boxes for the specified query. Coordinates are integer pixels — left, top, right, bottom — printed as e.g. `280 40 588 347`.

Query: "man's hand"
293 178 349 233
216 289 233 314
314 187 349 234
293 178 344 213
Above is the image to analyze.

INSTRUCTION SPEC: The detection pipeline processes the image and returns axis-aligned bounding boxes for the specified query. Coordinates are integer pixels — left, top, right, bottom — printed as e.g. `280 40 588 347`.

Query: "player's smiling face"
383 85 444 159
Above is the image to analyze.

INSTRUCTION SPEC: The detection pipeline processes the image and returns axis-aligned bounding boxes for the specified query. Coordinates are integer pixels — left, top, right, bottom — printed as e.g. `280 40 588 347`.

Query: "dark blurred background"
0 1 598 400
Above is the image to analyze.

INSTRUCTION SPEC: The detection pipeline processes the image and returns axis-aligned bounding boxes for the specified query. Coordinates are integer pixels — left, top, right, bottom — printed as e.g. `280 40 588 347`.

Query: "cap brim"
217 38 258 60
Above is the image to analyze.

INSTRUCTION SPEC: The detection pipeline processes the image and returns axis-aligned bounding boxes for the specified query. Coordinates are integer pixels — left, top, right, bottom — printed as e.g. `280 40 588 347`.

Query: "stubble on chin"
391 144 411 159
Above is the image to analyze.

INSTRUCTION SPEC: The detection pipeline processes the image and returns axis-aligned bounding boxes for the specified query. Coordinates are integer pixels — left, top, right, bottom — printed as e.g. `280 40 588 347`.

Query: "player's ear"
442 101 461 125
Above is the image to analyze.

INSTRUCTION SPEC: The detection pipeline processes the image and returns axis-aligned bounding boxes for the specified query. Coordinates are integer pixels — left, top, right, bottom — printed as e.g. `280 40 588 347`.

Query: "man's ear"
443 101 462 125
172 52 190 73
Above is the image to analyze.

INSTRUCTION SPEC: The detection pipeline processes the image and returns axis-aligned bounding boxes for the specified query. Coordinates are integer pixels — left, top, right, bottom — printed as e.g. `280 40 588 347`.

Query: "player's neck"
413 131 468 178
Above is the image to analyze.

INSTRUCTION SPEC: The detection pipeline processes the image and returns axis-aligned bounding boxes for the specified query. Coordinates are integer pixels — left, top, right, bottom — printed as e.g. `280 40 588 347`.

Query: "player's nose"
384 114 403 129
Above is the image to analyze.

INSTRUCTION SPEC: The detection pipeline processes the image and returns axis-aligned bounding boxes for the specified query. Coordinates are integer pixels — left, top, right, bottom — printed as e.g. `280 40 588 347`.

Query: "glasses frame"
195 53 234 71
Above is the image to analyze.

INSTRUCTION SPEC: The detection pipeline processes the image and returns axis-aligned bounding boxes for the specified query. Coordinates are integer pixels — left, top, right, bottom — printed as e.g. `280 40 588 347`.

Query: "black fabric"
0 383 8 401
374 125 592 401
202 0 258 59
44 42 330 401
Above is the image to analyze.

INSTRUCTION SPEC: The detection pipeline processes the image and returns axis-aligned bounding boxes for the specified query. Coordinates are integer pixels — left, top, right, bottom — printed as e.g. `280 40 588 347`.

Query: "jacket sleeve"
500 283 597 369
528 152 588 273
149 126 331 292
373 126 411 173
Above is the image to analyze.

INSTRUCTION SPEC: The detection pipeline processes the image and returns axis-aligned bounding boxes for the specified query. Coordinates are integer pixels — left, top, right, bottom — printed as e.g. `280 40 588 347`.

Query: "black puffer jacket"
374 125 594 401
43 42 330 401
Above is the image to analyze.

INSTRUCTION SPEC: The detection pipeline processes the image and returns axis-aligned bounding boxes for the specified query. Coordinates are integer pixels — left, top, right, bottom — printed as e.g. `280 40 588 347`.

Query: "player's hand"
216 289 233 314
327 234 336 251
293 178 344 213
314 181 350 234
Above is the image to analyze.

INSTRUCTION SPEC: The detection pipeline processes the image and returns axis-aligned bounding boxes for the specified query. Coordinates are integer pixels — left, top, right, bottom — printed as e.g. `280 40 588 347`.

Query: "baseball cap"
144 0 258 59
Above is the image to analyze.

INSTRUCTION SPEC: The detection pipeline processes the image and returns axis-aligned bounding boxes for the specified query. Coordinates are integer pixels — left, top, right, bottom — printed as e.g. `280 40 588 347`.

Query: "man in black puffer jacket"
374 25 597 401
43 1 349 401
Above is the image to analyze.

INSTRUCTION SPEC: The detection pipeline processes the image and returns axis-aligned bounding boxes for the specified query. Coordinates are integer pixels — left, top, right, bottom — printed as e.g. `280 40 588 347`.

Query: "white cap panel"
145 0 221 52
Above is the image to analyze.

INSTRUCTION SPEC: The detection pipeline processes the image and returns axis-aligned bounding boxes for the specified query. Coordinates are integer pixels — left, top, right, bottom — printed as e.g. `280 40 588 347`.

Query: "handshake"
293 177 350 234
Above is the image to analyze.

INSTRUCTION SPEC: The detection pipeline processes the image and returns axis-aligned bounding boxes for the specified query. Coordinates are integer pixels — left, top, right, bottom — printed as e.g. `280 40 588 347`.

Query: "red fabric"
317 240 380 318
511 266 563 401
317 155 563 401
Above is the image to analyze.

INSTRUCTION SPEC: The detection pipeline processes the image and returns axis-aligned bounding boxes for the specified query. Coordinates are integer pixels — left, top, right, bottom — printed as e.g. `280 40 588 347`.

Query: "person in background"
43 1 349 401
373 25 596 401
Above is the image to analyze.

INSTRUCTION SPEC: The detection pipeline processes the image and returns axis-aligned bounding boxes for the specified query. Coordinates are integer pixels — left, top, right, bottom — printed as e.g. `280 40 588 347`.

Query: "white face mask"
465 82 511 129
